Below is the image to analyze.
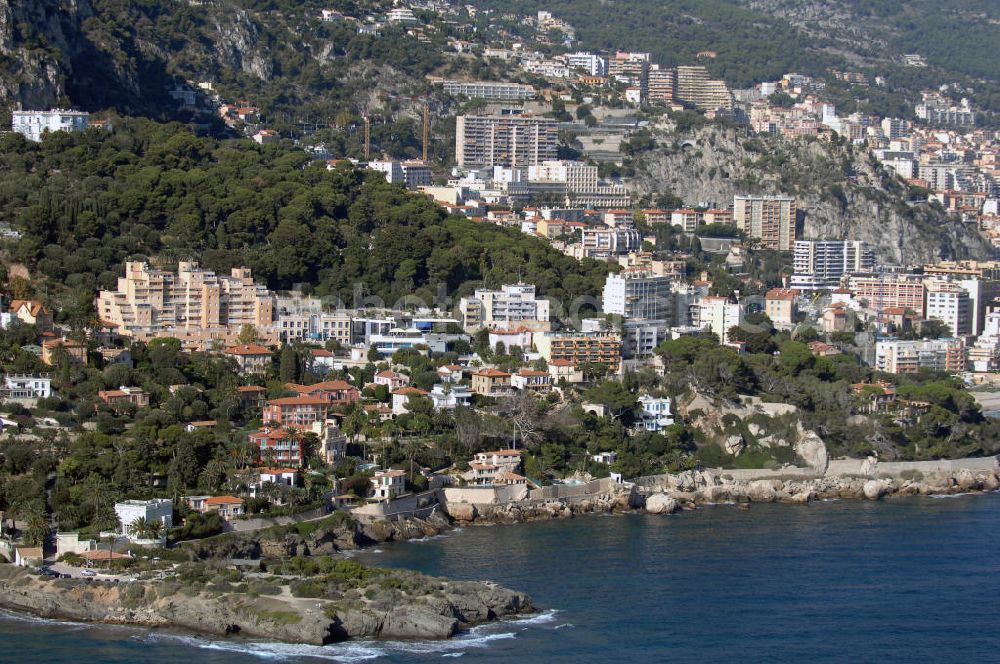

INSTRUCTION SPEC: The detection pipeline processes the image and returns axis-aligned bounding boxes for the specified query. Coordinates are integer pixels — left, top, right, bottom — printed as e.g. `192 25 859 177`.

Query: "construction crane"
363 115 371 160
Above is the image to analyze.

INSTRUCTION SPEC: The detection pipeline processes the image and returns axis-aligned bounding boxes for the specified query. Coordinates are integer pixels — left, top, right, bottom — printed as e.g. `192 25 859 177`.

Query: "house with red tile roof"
263 395 330 427
224 344 272 375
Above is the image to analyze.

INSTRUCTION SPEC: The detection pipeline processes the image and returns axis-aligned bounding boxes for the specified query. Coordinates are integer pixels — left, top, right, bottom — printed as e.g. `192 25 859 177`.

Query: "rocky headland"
0 562 532 645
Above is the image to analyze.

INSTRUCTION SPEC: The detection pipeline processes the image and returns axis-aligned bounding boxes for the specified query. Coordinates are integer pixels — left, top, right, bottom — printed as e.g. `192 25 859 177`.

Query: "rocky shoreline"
440 463 1000 523
0 564 532 645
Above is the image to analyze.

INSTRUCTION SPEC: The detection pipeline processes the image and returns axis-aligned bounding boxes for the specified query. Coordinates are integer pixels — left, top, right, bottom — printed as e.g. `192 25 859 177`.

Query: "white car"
81 570 96 577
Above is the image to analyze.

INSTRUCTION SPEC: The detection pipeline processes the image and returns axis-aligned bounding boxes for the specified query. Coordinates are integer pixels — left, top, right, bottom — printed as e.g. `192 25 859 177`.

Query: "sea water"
2 493 999 662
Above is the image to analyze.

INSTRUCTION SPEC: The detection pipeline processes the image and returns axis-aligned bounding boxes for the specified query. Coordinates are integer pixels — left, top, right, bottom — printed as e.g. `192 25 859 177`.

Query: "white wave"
928 492 978 499
151 633 384 662
409 533 451 543
554 624 574 630
511 609 559 626
0 609 91 630
442 653 464 658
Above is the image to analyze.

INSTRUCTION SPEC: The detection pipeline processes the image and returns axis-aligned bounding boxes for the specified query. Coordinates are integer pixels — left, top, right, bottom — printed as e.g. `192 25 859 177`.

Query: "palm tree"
146 519 164 541
23 511 49 547
129 516 149 539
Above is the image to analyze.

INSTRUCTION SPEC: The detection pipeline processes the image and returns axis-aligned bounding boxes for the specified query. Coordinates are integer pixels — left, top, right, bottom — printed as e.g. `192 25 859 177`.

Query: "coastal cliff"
0 564 532 645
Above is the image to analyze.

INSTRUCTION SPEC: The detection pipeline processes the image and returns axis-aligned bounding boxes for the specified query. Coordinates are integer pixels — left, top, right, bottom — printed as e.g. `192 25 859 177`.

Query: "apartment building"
459 284 550 330
566 52 608 76
790 240 875 289
875 338 965 374
97 261 274 338
647 65 675 105
528 160 599 193
608 52 650 88
263 396 330 428
847 274 927 318
12 109 89 142
697 296 744 344
439 80 535 101
455 115 559 167
733 195 796 251
248 427 305 466
675 66 733 111
924 281 972 337
602 271 675 321
764 288 798 328
578 225 642 257
535 331 622 372
671 209 701 232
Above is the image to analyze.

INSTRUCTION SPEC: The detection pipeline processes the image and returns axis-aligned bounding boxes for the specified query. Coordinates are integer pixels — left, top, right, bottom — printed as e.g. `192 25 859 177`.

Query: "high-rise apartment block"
566 52 608 76
602 271 675 321
875 338 965 374
97 261 274 337
675 66 733 111
733 195 796 251
459 284 550 330
791 240 875 289
647 65 676 105
527 160 599 193
847 274 926 318
455 115 559 167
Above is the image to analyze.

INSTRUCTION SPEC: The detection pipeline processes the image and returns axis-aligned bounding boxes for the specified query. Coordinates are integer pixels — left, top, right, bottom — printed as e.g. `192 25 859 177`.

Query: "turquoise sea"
2 493 999 662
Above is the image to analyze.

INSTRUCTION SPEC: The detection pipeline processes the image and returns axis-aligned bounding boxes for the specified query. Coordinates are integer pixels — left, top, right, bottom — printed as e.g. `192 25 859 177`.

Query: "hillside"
468 0 1000 115
0 0 441 129
632 124 993 264
0 119 610 324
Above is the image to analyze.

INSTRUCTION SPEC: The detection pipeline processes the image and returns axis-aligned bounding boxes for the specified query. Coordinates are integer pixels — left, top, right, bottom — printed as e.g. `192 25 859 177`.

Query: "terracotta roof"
205 495 244 506
258 467 298 475
287 380 357 393
237 385 266 393
225 344 271 355
473 368 511 377
765 288 797 300
310 349 334 357
392 386 428 396
188 420 216 427
548 359 576 367
9 300 49 317
516 369 550 377
81 549 131 561
481 449 523 456
267 395 330 406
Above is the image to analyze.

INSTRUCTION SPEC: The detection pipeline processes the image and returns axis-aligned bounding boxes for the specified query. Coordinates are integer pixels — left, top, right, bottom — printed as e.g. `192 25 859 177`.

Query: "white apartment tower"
602 272 675 321
790 240 875 289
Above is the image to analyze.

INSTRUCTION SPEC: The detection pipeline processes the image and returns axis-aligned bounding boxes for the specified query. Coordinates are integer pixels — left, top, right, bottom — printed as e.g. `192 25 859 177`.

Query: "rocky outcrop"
0 566 532 645
635 462 1000 511
187 511 453 561
644 494 679 514
635 126 992 264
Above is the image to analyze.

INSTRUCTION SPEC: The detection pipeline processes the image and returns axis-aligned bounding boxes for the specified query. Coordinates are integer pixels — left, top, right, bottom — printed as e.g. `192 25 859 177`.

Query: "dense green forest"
0 119 610 324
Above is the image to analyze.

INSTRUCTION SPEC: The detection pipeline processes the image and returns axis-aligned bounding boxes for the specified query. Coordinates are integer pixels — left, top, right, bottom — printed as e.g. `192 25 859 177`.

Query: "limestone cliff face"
0 0 278 113
0 0 85 108
633 125 993 264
